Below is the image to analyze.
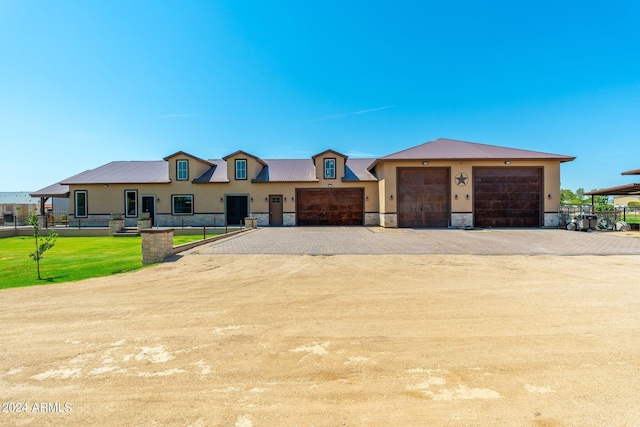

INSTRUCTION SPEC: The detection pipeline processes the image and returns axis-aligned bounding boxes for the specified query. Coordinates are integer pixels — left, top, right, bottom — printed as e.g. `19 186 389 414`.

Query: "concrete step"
113 228 140 237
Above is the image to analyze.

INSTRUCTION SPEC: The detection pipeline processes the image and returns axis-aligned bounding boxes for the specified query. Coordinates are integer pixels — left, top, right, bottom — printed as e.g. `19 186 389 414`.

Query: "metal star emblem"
455 173 468 186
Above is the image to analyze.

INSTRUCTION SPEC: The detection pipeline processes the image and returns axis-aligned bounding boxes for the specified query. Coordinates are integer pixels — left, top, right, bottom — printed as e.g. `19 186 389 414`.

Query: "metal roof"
585 184 640 196
344 158 377 181
30 183 70 198
253 159 318 182
622 168 640 175
251 158 377 182
193 160 229 183
368 138 575 170
60 161 170 184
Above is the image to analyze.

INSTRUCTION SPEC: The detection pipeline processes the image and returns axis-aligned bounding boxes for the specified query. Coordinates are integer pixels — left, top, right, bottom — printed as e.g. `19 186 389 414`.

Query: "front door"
141 195 155 226
226 195 248 225
269 195 283 226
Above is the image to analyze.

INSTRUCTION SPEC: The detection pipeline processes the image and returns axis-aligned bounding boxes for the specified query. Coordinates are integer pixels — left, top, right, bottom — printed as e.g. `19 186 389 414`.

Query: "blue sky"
1 1 639 192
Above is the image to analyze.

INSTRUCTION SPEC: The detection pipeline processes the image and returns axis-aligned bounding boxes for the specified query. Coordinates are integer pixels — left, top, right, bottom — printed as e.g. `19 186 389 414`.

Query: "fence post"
203 225 206 240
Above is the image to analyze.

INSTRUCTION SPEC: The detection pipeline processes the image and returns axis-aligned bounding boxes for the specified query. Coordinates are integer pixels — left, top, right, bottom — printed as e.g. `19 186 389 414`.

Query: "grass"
173 232 223 246
0 236 145 290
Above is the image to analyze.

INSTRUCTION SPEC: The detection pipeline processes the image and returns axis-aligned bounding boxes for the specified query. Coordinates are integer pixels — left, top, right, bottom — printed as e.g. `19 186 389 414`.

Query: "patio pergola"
584 168 640 202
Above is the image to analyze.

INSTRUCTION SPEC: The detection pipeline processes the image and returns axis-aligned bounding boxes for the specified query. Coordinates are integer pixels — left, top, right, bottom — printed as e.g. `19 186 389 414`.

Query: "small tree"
27 211 58 280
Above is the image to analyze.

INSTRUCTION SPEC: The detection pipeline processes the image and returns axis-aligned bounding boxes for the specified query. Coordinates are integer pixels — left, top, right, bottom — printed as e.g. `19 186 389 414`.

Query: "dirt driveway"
2 233 640 426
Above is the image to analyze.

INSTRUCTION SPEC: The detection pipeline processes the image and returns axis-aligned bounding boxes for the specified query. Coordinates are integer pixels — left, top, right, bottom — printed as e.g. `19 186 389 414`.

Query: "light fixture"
365 196 369 201
466 194 470 200
328 183 333 187
250 197 253 202
455 194 458 200
291 197 294 202
505 161 511 165
423 161 429 165
104 184 108 188
390 194 394 200
157 198 160 202
220 197 223 202
548 194 552 199
284 197 287 202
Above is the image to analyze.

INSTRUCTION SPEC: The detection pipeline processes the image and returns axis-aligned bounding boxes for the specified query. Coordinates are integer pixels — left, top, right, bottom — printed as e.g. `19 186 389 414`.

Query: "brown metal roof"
622 168 640 175
30 183 70 198
344 158 377 181
368 138 575 170
253 159 318 182
585 184 640 196
60 161 170 184
193 160 229 183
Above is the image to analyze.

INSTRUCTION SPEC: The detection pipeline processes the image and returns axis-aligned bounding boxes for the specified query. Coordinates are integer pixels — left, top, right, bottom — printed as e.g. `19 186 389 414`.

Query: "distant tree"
576 188 585 199
26 210 58 280
590 191 613 212
561 189 576 203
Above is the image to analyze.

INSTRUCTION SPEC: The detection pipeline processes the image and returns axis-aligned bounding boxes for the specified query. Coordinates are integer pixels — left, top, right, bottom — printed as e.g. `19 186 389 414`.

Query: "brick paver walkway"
195 227 640 255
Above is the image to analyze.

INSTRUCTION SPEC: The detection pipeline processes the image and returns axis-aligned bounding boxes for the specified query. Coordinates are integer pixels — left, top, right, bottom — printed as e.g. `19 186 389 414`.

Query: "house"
0 192 44 223
31 138 575 228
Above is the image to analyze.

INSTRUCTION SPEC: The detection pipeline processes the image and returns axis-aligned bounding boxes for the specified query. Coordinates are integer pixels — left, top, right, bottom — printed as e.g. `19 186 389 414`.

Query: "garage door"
397 168 450 228
473 167 542 227
296 188 364 226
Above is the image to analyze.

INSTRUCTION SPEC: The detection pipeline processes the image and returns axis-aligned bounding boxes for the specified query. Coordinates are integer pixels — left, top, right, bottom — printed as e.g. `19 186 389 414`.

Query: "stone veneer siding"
379 213 397 228
451 213 473 228
365 213 379 226
156 214 225 227
141 228 174 265
283 213 296 226
544 212 561 228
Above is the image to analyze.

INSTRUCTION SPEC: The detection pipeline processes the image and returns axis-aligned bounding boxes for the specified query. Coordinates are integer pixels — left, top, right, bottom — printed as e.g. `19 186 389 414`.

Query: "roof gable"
163 151 214 166
311 149 348 163
222 150 267 166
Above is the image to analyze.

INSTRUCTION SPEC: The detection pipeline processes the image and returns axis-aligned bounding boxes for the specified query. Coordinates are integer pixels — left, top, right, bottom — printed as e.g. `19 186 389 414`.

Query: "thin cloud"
157 113 193 119
307 105 396 122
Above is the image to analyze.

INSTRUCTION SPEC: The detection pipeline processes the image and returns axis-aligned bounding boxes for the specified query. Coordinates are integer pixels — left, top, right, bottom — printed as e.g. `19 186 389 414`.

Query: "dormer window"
324 158 336 179
177 160 189 181
235 159 247 180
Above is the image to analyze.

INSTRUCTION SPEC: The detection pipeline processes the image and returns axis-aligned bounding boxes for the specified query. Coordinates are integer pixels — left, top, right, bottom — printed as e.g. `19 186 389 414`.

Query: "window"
75 191 87 217
125 190 137 217
172 195 193 215
177 160 189 181
324 158 336 179
235 159 247 180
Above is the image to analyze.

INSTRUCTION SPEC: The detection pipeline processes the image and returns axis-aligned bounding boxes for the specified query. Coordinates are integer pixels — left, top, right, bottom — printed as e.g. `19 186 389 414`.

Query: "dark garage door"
296 188 364 226
397 168 450 228
473 167 542 227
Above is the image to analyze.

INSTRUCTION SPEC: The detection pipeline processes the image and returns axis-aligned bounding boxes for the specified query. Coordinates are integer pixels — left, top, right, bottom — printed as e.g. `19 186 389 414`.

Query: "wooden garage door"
296 188 364 226
473 167 542 227
397 168 450 228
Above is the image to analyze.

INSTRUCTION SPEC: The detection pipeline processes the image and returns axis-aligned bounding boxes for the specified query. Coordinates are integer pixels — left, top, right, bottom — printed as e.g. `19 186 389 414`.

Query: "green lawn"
173 232 223 245
0 236 145 290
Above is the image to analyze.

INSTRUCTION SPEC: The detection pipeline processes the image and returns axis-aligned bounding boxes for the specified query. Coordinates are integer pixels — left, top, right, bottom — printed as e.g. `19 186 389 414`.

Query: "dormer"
222 150 267 182
312 149 348 182
163 151 215 182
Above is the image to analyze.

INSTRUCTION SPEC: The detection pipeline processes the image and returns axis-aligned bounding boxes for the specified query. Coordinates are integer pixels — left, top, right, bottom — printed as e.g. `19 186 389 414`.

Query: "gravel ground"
1 252 639 426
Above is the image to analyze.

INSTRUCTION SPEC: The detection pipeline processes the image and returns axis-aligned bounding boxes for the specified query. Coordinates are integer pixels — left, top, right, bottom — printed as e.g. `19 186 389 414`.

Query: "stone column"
141 228 174 265
109 219 125 236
